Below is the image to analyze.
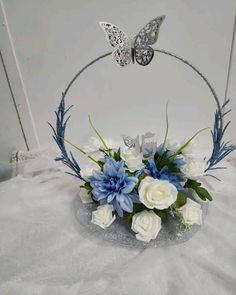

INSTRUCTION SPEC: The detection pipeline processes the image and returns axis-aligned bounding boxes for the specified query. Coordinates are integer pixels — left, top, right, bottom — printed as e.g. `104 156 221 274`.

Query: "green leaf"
132 203 147 214
153 208 167 220
154 149 181 172
184 179 201 189
97 160 104 170
81 182 93 194
195 186 213 201
173 192 187 208
136 173 146 188
113 148 121 161
185 179 213 201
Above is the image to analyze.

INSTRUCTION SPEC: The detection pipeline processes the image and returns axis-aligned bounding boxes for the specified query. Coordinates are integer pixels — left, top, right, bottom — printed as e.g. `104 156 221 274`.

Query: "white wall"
0 0 236 159
0 51 27 162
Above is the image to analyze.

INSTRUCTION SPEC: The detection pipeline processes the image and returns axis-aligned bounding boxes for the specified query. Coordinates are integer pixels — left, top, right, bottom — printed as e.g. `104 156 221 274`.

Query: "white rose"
121 148 144 172
182 160 207 180
91 204 116 229
139 176 178 210
80 163 100 181
131 210 162 242
79 187 93 204
177 198 202 226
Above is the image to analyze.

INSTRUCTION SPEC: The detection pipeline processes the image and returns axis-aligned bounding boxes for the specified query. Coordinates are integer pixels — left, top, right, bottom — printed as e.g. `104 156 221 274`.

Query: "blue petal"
119 194 133 213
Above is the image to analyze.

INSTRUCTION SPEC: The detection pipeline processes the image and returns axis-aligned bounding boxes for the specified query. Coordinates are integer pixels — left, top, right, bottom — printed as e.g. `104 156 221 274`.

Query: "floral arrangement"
49 17 236 244
50 98 235 243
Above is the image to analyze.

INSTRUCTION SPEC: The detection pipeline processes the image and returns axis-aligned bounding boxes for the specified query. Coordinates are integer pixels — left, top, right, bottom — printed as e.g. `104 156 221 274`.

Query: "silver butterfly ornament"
122 132 157 159
99 16 165 67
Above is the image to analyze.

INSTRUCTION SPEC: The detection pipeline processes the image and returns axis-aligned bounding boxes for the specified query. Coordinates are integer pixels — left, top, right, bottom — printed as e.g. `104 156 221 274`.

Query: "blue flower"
141 158 187 193
88 157 139 217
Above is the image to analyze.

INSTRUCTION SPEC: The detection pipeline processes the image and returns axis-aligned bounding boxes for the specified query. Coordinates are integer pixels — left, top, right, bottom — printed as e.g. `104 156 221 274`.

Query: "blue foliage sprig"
48 94 84 180
206 99 236 171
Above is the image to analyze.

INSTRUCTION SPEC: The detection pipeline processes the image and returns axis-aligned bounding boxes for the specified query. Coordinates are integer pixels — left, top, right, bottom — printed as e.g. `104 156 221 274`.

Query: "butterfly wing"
134 16 165 66
99 22 132 67
122 135 140 150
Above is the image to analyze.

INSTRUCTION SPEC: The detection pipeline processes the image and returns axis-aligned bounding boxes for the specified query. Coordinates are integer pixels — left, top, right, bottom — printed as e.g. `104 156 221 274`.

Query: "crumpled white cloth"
0 151 236 295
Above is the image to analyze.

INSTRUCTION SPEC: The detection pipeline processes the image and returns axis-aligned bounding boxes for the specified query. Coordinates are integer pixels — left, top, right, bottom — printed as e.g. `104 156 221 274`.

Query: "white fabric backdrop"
0 151 236 295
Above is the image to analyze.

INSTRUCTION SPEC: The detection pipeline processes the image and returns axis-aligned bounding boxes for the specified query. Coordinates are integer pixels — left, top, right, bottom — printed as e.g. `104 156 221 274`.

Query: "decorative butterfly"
122 132 156 158
122 135 140 150
99 16 165 67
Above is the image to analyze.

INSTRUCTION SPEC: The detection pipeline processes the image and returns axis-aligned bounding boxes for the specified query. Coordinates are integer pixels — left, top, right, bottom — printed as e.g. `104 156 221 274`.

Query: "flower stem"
169 127 209 161
160 102 169 153
88 115 111 156
63 138 98 164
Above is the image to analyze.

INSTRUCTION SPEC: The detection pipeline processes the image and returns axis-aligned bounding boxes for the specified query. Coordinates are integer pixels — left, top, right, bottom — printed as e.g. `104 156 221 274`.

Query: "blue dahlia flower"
136 158 187 193
88 157 139 217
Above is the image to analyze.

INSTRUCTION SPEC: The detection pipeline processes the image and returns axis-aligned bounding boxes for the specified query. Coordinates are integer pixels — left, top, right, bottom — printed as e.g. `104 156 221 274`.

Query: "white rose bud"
79 187 93 204
139 176 178 210
131 210 162 242
121 148 144 172
182 160 207 180
91 204 116 229
177 198 202 226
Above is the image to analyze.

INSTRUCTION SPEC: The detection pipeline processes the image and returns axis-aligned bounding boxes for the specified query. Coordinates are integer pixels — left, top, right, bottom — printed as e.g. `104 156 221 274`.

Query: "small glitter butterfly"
99 16 165 67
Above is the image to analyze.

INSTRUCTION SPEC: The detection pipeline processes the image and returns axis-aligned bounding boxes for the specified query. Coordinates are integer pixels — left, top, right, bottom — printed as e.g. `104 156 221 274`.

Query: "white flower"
166 138 196 159
131 210 162 242
83 137 101 153
91 204 116 229
80 163 100 181
177 198 202 226
79 187 93 204
83 137 117 153
182 160 207 180
139 176 178 210
166 139 180 153
121 148 144 172
181 140 196 159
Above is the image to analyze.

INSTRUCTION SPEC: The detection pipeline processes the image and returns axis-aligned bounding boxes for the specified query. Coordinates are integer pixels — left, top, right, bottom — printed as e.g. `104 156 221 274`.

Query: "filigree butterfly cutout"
122 132 156 158
122 135 140 150
99 16 165 66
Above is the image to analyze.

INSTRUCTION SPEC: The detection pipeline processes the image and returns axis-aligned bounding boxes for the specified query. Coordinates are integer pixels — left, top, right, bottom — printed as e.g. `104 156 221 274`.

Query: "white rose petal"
83 137 117 154
182 160 207 180
131 210 162 242
139 176 178 210
166 139 181 153
177 198 202 226
79 187 93 204
181 140 196 159
83 137 101 153
80 163 100 181
91 204 116 229
121 148 144 172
